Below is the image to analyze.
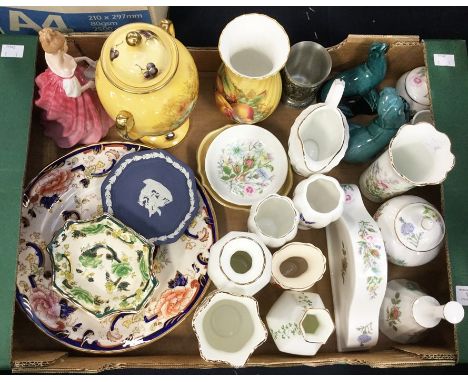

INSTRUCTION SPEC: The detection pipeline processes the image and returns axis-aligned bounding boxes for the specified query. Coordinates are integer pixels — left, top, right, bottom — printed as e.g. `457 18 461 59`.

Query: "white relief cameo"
138 179 173 217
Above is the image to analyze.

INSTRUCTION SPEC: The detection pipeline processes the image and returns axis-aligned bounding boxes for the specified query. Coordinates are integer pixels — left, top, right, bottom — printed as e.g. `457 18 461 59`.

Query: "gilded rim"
16 141 218 354
218 13 290 80
252 194 299 240
271 242 327 291
387 122 455 187
218 235 267 286
197 125 293 210
294 104 347 174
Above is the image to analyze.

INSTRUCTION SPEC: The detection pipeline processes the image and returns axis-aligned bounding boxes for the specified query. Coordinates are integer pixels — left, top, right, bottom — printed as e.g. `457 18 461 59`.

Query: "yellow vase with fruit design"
215 14 290 124
95 21 198 148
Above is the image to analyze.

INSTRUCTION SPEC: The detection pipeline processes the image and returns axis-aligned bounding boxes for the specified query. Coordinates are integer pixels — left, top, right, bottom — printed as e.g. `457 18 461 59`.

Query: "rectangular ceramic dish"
4 33 468 372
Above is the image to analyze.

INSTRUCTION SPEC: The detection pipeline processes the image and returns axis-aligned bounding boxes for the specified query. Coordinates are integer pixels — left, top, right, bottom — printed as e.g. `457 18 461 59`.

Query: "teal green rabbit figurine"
320 42 388 114
344 87 409 164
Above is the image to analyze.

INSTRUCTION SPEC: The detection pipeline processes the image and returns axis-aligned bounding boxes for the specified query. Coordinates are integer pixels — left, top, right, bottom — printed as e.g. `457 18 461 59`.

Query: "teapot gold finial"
125 31 142 46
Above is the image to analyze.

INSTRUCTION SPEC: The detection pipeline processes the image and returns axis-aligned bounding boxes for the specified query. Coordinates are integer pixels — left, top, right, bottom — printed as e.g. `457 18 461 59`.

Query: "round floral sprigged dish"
204 124 289 206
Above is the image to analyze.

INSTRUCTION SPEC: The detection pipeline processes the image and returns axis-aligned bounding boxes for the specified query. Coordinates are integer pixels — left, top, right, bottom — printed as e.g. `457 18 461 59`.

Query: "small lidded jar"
374 195 445 267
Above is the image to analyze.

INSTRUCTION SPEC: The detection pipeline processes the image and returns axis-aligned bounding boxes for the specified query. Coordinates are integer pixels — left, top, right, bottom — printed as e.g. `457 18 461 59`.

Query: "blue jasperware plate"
101 149 199 244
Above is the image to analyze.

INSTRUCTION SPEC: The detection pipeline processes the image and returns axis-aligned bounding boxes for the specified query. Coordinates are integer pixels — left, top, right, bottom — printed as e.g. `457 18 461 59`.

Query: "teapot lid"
99 22 179 94
394 202 445 252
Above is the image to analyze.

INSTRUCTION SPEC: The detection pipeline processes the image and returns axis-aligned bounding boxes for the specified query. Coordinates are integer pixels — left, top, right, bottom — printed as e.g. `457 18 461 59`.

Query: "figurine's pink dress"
35 65 112 148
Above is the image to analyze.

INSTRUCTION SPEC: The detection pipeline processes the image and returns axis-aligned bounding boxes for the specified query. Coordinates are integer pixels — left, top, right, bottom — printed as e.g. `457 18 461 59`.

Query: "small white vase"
208 231 272 296
266 290 334 356
380 279 464 344
192 290 268 368
271 242 326 291
247 194 299 248
293 174 345 229
288 79 349 176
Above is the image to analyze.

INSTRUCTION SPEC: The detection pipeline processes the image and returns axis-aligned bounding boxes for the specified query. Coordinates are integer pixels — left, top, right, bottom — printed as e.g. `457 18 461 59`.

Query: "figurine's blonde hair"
39 28 66 54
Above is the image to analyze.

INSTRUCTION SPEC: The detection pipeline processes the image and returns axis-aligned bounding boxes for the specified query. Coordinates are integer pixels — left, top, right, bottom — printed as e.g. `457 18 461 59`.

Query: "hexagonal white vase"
266 291 334 356
192 291 268 368
208 231 272 296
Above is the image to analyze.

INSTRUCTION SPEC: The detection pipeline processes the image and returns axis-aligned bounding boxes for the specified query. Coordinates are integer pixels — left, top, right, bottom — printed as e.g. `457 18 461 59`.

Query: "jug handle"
160 19 175 37
324 79 345 109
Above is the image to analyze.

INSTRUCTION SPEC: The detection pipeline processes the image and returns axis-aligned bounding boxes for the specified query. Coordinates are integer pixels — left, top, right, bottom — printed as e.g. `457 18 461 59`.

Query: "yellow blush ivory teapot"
95 20 199 148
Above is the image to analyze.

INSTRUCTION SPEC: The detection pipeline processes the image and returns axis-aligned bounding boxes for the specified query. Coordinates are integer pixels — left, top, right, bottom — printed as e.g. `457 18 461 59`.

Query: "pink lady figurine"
35 28 112 148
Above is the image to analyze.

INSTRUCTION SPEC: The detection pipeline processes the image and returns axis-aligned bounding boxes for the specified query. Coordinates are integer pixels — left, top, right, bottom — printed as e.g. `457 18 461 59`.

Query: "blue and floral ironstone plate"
101 149 199 244
16 143 216 353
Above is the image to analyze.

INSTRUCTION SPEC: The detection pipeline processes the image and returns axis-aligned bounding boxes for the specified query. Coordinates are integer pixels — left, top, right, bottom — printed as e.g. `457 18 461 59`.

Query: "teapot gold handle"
159 19 175 37
115 111 136 140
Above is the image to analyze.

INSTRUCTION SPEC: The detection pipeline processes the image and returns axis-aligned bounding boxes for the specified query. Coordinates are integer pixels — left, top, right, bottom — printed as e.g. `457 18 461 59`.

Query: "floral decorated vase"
380 279 464 344
359 122 455 202
95 21 199 148
47 214 158 319
374 195 445 267
215 13 290 124
266 291 334 356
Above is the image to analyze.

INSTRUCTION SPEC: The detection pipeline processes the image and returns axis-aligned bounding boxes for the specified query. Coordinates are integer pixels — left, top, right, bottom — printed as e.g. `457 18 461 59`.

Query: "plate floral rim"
16 141 218 354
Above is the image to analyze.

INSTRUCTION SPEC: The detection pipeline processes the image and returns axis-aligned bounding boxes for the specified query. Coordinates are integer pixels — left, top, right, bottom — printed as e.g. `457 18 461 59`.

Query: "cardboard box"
3 33 468 372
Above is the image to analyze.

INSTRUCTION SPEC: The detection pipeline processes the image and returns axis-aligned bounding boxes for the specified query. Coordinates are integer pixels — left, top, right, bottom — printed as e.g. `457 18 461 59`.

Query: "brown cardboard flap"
12 351 68 368
12 350 454 373
393 345 457 361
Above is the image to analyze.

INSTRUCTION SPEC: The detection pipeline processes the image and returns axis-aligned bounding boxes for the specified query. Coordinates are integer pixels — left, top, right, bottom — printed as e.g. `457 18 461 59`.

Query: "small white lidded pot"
396 66 430 115
247 194 299 248
208 231 272 296
374 195 445 267
192 290 268 368
293 174 345 229
266 291 334 356
271 242 326 291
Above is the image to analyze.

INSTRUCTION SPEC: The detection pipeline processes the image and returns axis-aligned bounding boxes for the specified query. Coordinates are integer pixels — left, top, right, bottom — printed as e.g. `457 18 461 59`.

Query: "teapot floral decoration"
95 21 199 148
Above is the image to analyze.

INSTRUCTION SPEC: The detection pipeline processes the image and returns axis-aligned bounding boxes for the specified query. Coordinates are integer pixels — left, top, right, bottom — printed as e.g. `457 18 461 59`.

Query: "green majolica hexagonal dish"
47 213 158 319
